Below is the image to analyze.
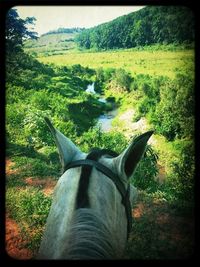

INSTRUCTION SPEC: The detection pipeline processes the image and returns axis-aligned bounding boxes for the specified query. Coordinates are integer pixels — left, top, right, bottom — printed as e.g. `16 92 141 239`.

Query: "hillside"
76 6 194 50
24 28 84 56
24 6 194 55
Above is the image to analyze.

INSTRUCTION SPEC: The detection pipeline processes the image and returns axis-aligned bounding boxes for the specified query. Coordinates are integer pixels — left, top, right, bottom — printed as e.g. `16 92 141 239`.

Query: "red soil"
6 215 33 260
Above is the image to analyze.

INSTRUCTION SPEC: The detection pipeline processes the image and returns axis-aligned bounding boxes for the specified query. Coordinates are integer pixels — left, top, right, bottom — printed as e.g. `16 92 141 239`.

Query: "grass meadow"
38 46 194 79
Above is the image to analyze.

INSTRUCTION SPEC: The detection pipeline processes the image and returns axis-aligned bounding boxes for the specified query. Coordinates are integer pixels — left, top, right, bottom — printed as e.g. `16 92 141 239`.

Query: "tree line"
41 27 85 36
75 6 194 50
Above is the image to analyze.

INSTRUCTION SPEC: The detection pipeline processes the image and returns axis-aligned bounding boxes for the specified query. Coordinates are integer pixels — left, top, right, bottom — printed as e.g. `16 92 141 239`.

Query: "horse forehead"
99 156 115 170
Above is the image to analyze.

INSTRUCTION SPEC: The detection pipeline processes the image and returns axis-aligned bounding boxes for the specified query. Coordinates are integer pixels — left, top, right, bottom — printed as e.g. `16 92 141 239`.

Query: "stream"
86 83 118 132
96 108 118 132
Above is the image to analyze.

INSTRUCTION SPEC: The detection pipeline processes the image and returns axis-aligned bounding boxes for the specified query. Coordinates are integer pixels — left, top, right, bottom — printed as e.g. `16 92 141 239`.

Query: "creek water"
86 83 118 132
97 108 118 132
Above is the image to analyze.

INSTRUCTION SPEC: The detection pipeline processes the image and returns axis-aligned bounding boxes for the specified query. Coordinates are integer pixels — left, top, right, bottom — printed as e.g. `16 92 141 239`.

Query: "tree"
6 8 37 54
152 74 194 141
75 6 194 50
6 9 38 81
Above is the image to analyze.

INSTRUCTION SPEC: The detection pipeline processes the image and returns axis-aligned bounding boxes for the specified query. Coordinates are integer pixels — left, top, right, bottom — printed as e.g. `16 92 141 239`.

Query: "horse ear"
113 131 153 181
45 117 82 172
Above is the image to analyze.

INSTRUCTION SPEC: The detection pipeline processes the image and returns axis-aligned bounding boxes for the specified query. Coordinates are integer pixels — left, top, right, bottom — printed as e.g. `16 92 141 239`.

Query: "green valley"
5 6 195 260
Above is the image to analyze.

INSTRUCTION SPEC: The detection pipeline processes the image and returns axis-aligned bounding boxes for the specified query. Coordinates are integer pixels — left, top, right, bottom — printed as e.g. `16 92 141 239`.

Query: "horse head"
37 118 153 259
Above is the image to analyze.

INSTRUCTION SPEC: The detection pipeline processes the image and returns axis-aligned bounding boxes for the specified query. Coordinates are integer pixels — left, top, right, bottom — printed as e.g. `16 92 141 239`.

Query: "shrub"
77 127 128 154
151 73 194 141
164 140 195 201
112 68 133 92
23 109 52 147
132 145 159 191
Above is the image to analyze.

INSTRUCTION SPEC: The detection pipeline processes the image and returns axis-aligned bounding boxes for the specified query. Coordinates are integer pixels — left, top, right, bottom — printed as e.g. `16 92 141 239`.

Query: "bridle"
65 158 132 239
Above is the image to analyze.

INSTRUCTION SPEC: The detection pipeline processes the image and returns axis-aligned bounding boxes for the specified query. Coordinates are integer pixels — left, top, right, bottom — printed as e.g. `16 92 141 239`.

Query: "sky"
15 6 145 36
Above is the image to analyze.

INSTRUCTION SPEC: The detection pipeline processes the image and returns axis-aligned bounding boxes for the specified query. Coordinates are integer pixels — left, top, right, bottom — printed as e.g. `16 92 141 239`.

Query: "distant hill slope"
75 6 195 50
24 28 84 56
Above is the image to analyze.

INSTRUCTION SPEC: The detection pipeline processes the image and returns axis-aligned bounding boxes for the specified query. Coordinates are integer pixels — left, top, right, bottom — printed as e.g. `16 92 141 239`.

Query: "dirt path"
6 215 33 259
6 158 57 259
112 108 156 143
128 199 194 259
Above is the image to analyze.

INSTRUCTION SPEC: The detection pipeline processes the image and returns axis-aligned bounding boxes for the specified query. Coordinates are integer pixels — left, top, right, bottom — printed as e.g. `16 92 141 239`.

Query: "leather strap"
65 159 132 238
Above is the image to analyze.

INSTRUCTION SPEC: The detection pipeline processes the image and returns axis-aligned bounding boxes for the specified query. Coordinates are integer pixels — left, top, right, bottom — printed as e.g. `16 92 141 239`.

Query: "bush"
132 145 159 191
164 140 195 201
6 103 28 145
151 73 194 141
77 127 128 154
112 68 133 92
23 109 52 147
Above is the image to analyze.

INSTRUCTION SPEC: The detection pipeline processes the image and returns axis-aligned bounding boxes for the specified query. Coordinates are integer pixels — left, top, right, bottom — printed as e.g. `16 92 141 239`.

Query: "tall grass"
38 46 194 79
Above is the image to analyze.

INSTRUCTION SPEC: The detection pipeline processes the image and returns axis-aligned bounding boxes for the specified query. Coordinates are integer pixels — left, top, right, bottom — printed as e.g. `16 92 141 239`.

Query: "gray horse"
37 118 153 259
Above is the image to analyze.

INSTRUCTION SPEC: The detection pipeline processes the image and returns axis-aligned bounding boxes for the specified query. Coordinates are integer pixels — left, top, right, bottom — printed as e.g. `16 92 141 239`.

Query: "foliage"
6 35 107 146
77 127 128 154
132 145 159 191
151 73 194 141
6 8 37 56
76 6 194 50
164 140 195 201
7 187 52 227
111 68 133 92
42 27 84 35
6 187 52 252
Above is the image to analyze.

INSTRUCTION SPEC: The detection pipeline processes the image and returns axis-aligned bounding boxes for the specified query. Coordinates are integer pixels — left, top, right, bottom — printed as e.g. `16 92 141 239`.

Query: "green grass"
24 32 78 55
6 145 58 254
37 46 194 79
6 187 53 252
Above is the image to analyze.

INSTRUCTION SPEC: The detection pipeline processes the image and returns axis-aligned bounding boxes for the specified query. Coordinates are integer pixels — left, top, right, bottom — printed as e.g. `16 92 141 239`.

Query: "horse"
37 117 153 259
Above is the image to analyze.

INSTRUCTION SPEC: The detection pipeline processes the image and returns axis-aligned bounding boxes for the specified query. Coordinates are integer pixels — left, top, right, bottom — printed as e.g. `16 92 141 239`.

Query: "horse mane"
63 208 118 259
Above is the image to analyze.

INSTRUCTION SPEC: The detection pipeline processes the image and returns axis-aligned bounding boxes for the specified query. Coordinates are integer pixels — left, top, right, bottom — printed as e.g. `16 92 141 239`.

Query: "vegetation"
6 7 194 259
38 46 194 79
42 27 84 35
76 6 194 50
24 28 84 56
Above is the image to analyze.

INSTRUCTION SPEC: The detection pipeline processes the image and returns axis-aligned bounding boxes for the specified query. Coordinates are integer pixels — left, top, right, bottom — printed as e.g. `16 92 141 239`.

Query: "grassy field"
38 46 194 79
24 32 78 55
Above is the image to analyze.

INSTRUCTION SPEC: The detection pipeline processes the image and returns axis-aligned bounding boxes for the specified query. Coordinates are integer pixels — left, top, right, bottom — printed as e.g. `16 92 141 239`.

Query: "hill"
24 28 84 56
76 6 194 50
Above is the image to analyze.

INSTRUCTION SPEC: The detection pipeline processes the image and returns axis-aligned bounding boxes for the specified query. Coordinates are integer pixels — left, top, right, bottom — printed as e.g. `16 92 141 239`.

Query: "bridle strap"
65 159 132 238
